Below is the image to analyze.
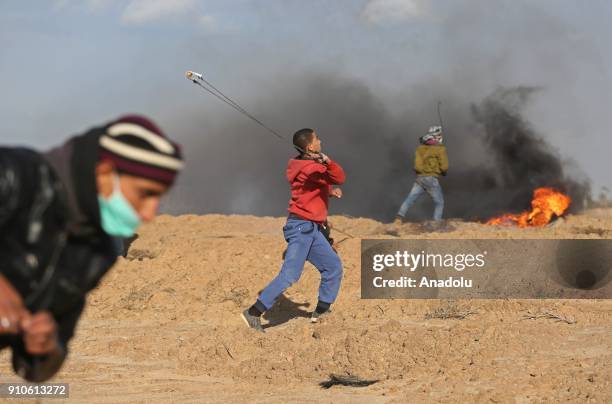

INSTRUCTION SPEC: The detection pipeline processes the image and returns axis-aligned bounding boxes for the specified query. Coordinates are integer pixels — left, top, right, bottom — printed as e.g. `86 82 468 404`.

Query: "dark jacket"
0 127 117 382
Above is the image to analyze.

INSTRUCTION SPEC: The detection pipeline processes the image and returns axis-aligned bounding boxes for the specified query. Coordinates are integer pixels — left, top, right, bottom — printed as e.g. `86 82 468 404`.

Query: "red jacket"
286 158 345 223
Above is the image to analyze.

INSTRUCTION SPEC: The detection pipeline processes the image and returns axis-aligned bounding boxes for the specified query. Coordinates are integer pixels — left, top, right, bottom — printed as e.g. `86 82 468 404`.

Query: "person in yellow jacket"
395 126 448 222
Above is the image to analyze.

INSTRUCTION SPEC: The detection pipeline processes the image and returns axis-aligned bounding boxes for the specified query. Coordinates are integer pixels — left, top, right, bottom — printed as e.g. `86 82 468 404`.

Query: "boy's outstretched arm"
325 159 346 185
304 156 346 186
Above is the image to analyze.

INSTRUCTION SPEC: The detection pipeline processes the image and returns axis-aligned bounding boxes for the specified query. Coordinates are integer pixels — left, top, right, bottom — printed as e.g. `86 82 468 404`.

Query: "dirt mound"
1 210 611 402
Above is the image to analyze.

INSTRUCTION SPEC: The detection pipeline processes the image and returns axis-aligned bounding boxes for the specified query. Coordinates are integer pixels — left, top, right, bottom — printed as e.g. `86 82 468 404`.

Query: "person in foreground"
242 128 345 332
0 115 183 381
395 125 448 224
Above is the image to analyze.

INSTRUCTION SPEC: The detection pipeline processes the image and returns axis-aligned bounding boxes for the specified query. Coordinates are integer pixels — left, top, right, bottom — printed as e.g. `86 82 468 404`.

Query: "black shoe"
241 309 265 332
311 310 332 323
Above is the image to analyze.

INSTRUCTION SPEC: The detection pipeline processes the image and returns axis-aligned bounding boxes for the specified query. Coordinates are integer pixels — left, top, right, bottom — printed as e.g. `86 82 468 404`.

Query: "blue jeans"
397 176 444 221
258 218 343 310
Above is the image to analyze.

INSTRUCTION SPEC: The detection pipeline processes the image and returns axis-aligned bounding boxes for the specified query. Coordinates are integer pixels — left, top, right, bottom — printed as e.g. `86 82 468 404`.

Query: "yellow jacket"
414 144 448 176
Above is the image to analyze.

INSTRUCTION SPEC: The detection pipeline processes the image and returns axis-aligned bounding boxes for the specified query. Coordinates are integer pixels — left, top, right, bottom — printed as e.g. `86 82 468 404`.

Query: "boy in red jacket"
242 128 345 332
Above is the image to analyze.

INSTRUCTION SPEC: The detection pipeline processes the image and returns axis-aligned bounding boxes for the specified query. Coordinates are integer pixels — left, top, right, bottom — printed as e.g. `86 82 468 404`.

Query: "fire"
486 187 571 227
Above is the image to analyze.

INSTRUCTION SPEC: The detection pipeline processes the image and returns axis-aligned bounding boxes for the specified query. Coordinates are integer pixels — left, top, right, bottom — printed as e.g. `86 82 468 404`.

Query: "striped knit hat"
99 115 183 185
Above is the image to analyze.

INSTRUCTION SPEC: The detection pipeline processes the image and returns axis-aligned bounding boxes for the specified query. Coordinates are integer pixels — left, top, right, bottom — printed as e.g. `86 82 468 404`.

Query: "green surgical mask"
98 173 141 237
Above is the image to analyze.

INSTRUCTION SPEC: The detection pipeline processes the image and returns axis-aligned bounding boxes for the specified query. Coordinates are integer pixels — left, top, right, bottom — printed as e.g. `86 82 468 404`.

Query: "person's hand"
317 152 330 164
330 188 343 198
21 311 59 356
0 274 29 335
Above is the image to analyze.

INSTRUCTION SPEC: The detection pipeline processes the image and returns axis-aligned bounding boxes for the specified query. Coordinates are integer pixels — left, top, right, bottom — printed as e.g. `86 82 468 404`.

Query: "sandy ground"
1 209 611 403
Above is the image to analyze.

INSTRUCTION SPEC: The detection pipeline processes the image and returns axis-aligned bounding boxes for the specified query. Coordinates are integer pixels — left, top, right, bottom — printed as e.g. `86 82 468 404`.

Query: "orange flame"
486 187 571 227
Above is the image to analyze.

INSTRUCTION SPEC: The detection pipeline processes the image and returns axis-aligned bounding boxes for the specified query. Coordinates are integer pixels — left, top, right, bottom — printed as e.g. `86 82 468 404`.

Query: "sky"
0 0 610 216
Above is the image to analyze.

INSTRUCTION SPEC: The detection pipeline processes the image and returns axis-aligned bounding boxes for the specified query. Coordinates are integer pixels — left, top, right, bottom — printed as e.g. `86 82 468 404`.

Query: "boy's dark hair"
293 128 315 152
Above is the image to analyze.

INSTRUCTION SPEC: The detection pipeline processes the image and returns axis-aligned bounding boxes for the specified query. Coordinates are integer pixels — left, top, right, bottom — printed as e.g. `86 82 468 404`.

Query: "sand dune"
1 209 611 402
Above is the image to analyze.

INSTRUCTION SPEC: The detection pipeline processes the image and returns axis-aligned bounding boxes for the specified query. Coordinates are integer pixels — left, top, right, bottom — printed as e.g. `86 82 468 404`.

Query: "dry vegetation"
1 209 610 403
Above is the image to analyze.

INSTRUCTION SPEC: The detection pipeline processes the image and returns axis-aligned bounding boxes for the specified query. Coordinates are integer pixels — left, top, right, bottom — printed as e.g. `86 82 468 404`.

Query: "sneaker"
393 216 403 226
311 310 331 323
241 309 265 333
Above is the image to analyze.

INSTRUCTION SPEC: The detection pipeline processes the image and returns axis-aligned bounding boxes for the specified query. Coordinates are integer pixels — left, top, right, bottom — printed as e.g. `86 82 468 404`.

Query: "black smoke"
465 86 590 218
162 72 590 222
